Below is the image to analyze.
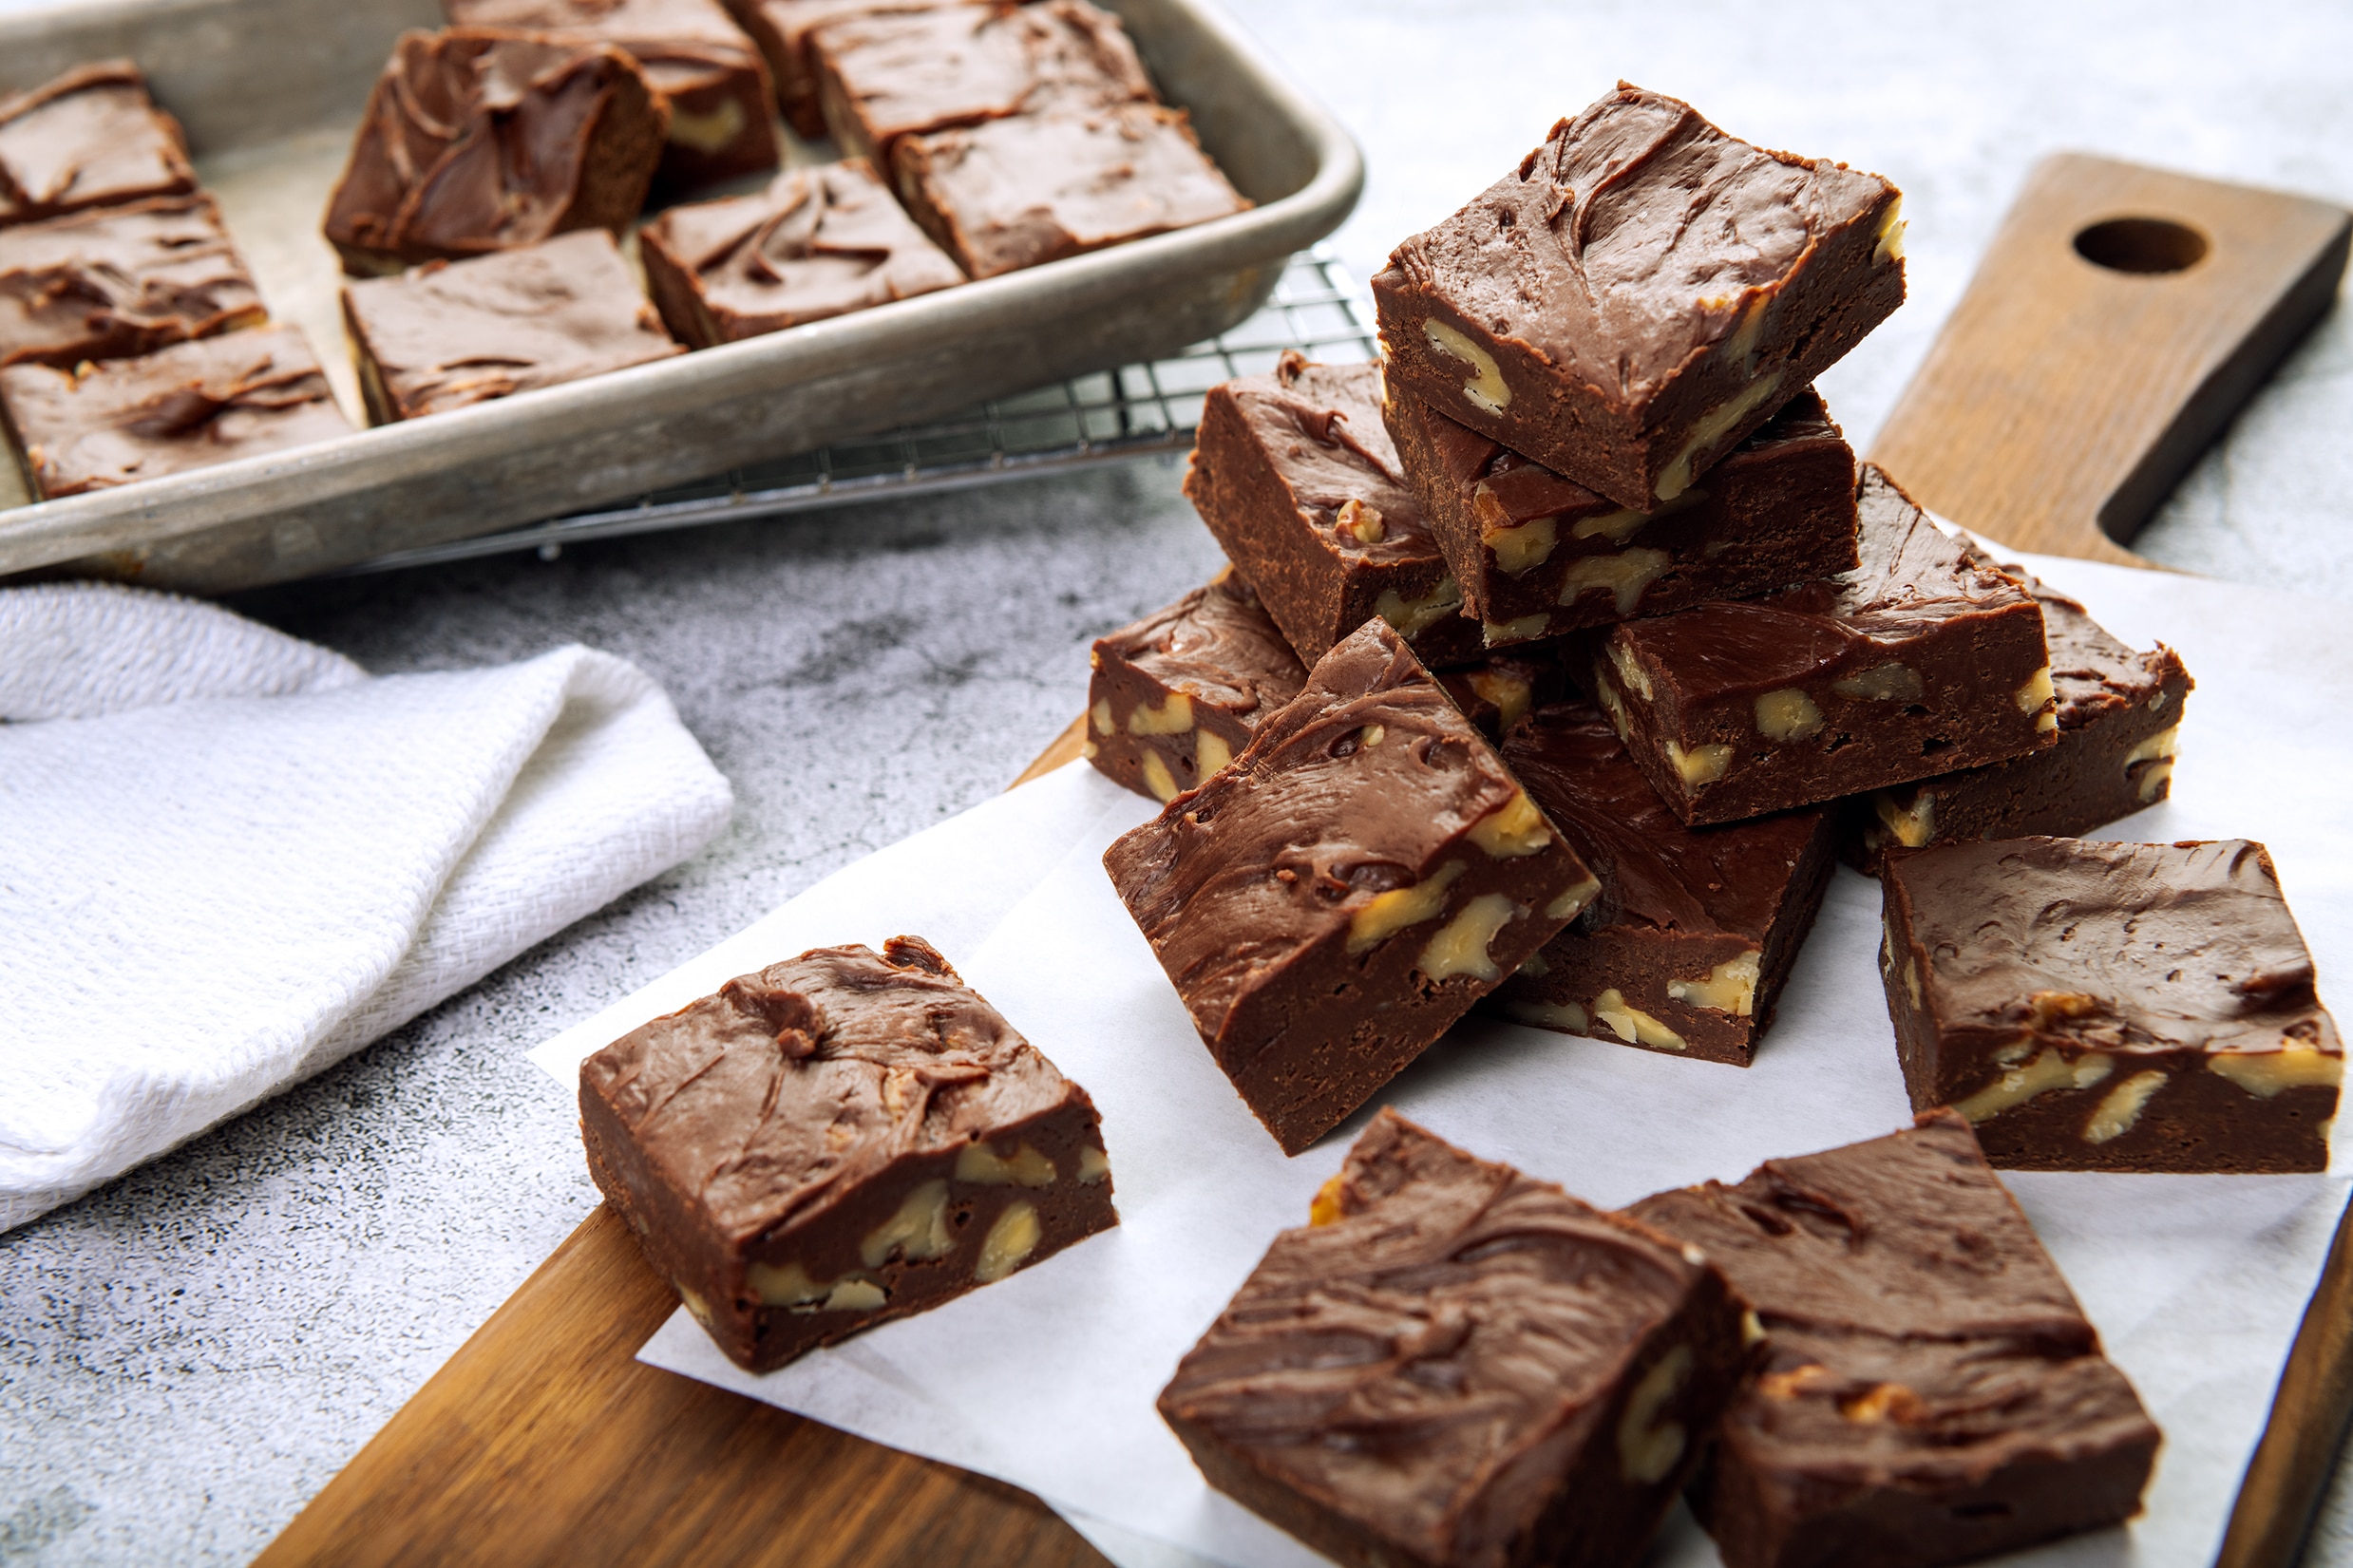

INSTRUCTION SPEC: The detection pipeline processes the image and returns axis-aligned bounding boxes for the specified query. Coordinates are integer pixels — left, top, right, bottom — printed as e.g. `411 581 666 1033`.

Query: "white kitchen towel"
0 582 734 1231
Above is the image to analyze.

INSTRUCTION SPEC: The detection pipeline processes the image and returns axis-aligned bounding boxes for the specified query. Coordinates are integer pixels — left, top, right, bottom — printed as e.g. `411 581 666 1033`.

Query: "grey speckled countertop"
6 2 2353 1563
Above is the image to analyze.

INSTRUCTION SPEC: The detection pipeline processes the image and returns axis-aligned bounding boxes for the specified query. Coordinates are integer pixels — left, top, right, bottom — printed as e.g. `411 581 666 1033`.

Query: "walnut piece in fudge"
580 935 1118 1372
1847 566 2192 870
444 0 781 190
1879 837 2341 1172
1103 619 1599 1155
807 0 1151 172
0 195 265 369
1491 702 1837 1066
1384 384 1859 648
323 29 670 275
892 100 1247 280
1629 1111 2159 1568
342 231 682 424
1087 571 1306 804
1374 83 1904 513
1186 354 1481 669
1161 1109 1753 1568
0 62 196 229
0 325 351 498
1582 466 2054 826
1433 645 1566 741
638 160 962 348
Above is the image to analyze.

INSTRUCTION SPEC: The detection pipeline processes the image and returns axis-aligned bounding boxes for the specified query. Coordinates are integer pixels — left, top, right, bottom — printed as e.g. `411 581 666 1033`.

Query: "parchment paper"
535 547 2353 1568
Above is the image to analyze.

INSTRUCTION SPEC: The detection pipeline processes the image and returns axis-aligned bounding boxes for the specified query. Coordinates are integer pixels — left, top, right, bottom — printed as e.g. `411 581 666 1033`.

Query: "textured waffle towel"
0 582 734 1232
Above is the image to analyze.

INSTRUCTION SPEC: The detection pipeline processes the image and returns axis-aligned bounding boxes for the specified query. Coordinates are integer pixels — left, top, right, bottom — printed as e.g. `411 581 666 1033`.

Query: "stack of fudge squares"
1 0 1249 494
570 83 2337 1568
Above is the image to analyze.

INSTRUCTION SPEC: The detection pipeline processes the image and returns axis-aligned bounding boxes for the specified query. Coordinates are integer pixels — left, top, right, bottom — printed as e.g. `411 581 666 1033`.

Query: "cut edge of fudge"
579 934 1119 1372
0 193 268 369
1879 836 2343 1173
1160 1107 1754 1568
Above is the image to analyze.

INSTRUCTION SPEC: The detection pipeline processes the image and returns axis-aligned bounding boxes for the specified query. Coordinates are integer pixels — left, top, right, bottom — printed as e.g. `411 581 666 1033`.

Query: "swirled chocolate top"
0 324 351 498
322 28 668 273
638 159 961 342
1504 701 1828 939
445 0 765 80
0 62 195 228
1381 84 1894 404
1216 353 1437 573
1160 1109 1710 1566
1095 572 1306 726
1884 837 2341 1061
341 229 680 422
0 195 264 368
580 935 1094 1246
1615 465 2035 698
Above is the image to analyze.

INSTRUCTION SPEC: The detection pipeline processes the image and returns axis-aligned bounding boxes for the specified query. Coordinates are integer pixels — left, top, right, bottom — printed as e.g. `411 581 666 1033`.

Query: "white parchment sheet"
535 549 2353 1568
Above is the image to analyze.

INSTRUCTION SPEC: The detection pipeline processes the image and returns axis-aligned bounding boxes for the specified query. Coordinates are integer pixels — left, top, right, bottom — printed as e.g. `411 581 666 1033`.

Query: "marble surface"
5 1 2353 1563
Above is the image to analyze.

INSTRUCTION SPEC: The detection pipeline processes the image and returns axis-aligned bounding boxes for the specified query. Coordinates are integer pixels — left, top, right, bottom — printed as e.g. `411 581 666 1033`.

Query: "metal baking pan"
0 0 1362 594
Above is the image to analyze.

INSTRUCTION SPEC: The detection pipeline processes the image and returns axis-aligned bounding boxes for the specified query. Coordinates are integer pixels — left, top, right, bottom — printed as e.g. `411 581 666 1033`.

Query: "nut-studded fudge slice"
1847 567 2192 870
1879 837 2342 1173
1087 570 1307 804
1384 384 1860 649
323 29 670 275
809 0 1151 173
0 325 351 499
1581 466 2054 826
1186 354 1482 670
1490 702 1837 1066
0 195 265 369
580 935 1118 1373
0 62 196 229
737 0 968 139
638 159 962 348
1433 645 1566 742
892 101 1248 280
1629 1111 2160 1568
446 0 781 190
1373 84 1904 514
1161 1109 1753 1568
1104 619 1600 1155
342 230 682 424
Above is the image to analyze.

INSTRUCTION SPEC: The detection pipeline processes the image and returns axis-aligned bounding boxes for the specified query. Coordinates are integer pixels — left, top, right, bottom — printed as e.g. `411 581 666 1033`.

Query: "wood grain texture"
1870 152 2350 567
2218 1191 2353 1568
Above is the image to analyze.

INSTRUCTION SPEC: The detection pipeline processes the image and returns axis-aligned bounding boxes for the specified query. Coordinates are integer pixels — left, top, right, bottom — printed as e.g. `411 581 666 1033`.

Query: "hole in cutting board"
2073 217 2209 274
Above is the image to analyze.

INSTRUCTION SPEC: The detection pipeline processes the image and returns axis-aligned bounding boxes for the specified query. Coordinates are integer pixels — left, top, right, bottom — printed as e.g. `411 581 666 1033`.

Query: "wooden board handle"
1869 152 2349 566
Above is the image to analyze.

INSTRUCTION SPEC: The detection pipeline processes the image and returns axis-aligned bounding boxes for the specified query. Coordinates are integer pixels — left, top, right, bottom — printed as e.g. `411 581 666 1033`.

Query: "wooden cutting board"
257 154 2353 1568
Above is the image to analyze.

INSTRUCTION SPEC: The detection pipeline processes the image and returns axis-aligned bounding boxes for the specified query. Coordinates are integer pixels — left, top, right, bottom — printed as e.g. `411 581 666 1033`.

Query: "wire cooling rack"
340 246 1376 576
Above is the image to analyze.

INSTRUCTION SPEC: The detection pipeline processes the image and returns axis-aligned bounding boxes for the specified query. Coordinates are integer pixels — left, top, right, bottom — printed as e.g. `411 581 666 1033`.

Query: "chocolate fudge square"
0 62 196 229
322 28 669 275
1848 566 2192 870
1385 384 1860 649
0 195 265 369
736 0 963 139
0 325 351 498
1490 701 1837 1067
1161 1109 1752 1568
1104 619 1600 1155
1582 466 2054 826
445 0 780 189
808 0 1151 171
637 159 961 348
1879 837 2342 1173
1374 84 1904 513
1186 354 1481 670
894 101 1248 279
1087 570 1306 804
1630 1111 2160 1568
342 230 682 424
580 935 1118 1373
